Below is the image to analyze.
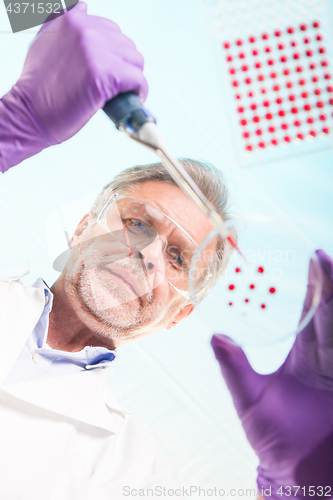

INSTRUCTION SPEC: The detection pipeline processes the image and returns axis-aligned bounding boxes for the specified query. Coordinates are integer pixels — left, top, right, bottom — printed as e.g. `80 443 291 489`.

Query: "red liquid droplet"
252 49 259 56
253 116 260 123
283 69 290 76
316 34 323 41
266 112 273 120
312 75 319 82
245 77 252 85
243 131 250 139
229 68 236 75
258 266 264 273
327 86 333 92
239 52 246 59
261 87 267 94
299 78 306 85
268 126 275 133
294 120 301 126
278 110 286 117
309 63 316 70
262 33 269 40
322 127 329 134
293 52 300 59
276 97 283 104
245 298 249 303
267 59 274 65
286 81 293 88
325 74 332 80
236 39 243 46
319 114 326 121
296 66 303 73
330 99 333 105
291 40 298 47
237 106 245 113
235 93 242 100
309 130 316 136
321 60 328 67
304 104 311 111
300 23 307 31
306 50 313 57
256 128 262 135
227 55 233 62
224 42 231 49
240 119 247 126
258 74 265 82
241 65 249 72
280 55 287 63
232 80 239 87
265 46 272 53
229 284 235 290
248 91 254 97
301 92 308 98
314 88 321 95
269 287 276 294
297 133 304 139
313 21 320 28
270 72 277 79
249 284 255 289
245 145 253 151
235 267 241 273
249 36 256 43
304 37 310 44
273 84 280 91
281 123 288 130
278 43 284 50
291 107 298 114
261 304 266 309
258 142 265 148
307 117 314 124
275 30 282 37
284 135 291 142
229 302 233 306
271 138 278 146
317 101 324 108
319 47 326 54
289 94 296 101
287 27 294 34
250 103 257 110
263 100 270 107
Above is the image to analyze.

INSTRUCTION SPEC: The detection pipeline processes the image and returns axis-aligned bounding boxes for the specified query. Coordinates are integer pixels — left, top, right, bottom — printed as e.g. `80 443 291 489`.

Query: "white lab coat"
0 279 179 499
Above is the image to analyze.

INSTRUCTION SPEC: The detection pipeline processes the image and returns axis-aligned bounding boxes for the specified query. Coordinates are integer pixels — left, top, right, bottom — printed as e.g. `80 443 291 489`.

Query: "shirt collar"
31 278 117 370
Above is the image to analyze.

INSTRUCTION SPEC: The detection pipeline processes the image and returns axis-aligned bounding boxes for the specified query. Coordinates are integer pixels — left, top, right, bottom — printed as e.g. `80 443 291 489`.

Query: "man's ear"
165 303 194 330
69 213 94 247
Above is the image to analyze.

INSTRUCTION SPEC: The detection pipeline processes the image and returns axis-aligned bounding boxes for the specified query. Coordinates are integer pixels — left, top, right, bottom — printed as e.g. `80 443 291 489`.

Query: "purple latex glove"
212 249 333 500
0 2 148 173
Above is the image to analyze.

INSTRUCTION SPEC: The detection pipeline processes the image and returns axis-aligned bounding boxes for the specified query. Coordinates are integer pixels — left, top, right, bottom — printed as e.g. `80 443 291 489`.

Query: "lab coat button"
45 295 49 305
32 352 40 364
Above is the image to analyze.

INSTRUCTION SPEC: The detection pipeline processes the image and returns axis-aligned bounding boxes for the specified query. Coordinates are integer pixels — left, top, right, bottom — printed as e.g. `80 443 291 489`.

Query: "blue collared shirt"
4 278 116 385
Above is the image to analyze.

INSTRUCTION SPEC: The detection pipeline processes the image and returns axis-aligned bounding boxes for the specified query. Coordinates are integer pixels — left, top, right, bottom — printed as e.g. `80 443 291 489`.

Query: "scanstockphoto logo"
3 0 78 33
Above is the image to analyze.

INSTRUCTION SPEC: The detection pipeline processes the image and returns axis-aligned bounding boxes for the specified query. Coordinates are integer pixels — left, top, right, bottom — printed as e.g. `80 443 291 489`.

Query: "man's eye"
167 248 187 271
124 219 149 235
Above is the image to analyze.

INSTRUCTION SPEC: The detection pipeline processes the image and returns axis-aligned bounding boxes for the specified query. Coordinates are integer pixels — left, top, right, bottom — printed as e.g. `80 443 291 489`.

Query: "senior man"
1 3 333 500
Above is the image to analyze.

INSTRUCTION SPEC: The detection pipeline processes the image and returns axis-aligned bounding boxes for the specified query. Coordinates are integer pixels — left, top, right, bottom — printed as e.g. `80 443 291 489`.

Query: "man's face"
61 181 213 346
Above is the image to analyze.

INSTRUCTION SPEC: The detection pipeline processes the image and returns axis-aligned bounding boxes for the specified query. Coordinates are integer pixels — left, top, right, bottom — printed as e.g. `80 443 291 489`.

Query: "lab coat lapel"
2 365 130 433
0 280 45 384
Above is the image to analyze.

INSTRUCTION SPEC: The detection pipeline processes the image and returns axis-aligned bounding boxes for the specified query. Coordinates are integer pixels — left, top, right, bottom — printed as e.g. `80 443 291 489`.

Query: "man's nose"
133 238 166 275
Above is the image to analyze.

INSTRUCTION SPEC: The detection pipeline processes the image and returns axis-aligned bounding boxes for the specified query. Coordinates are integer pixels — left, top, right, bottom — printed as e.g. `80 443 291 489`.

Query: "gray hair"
91 158 236 303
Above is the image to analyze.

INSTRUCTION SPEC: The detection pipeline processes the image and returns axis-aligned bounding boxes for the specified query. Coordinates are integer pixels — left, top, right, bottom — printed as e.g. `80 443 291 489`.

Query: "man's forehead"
124 180 214 244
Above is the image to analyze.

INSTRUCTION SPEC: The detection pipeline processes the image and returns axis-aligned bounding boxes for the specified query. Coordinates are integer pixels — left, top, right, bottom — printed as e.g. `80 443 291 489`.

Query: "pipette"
103 92 240 253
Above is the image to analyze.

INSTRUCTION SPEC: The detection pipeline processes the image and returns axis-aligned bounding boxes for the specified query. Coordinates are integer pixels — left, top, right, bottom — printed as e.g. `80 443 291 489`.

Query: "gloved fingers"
37 1 87 36
211 334 267 415
111 64 149 102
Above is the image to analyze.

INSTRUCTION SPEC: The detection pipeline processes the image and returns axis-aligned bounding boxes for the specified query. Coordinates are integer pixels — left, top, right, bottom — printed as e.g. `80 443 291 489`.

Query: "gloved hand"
212 249 333 500
0 2 148 173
